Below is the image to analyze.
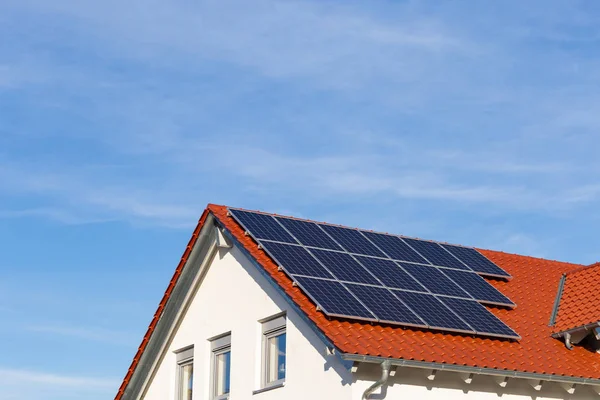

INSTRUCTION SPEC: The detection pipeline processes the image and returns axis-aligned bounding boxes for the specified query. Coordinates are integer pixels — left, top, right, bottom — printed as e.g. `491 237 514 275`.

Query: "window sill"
252 381 285 395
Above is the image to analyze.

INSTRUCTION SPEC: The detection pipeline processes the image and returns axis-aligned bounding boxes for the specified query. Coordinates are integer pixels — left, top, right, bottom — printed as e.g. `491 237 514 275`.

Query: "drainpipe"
564 332 573 350
362 360 392 400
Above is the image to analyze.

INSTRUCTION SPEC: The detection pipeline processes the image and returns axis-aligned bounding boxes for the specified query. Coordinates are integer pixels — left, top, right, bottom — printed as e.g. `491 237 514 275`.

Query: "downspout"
362 360 392 400
564 332 573 350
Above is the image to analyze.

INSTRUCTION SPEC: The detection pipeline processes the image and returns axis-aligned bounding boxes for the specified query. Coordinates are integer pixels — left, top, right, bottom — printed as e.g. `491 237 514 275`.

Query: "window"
262 315 286 388
211 334 231 399
176 347 194 400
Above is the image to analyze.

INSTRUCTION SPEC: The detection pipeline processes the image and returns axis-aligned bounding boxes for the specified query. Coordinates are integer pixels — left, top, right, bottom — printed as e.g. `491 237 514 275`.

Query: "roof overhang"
341 353 600 387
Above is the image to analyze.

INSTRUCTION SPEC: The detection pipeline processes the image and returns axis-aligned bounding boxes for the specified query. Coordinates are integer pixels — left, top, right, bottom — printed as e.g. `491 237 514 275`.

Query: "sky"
1 0 600 399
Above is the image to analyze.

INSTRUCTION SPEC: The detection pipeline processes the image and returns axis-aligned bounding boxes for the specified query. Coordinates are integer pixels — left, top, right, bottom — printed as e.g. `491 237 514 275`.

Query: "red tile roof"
115 204 600 399
553 262 600 333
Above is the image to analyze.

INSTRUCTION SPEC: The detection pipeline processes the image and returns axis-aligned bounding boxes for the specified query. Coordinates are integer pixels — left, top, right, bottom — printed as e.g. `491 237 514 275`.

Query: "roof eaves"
342 354 600 386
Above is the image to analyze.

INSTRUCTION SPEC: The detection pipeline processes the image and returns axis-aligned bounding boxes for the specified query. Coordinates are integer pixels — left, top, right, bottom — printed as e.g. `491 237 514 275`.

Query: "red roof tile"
115 205 600 399
553 262 600 332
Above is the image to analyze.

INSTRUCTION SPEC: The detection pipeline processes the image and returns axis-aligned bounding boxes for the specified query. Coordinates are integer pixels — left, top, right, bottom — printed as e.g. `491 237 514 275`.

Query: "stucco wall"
141 244 353 400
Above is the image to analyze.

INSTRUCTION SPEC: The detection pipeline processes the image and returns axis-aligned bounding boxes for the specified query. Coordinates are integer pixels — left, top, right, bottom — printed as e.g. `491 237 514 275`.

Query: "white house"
115 204 600 400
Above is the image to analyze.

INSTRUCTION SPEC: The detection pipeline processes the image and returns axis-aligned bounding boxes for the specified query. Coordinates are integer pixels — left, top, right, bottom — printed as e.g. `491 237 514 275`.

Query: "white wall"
141 243 353 400
139 240 598 400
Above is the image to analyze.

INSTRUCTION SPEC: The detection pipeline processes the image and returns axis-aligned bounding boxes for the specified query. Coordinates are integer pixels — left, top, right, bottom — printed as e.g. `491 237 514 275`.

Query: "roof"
553 262 600 333
115 204 600 399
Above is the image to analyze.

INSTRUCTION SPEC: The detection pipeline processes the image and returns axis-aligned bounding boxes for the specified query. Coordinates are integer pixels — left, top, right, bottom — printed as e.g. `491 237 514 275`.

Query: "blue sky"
1 0 600 399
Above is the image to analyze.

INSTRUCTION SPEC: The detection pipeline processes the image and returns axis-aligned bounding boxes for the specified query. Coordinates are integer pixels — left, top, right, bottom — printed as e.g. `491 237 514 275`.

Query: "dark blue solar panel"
442 244 511 278
401 238 471 270
355 256 426 291
440 297 519 338
362 231 429 264
293 276 375 320
399 263 471 298
260 242 334 279
319 224 386 257
392 290 473 332
346 284 425 326
230 209 297 244
442 269 514 307
276 217 343 251
310 249 380 285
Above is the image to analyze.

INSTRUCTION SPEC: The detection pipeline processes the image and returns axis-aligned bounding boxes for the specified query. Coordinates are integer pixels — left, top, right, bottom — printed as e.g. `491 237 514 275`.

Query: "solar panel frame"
310 249 382 285
441 244 511 279
276 217 344 251
401 238 472 271
227 207 518 340
229 209 298 244
292 276 377 322
391 290 474 334
439 297 520 339
258 241 335 279
442 269 515 307
345 283 427 327
319 224 387 258
354 256 427 292
398 262 473 299
361 231 430 264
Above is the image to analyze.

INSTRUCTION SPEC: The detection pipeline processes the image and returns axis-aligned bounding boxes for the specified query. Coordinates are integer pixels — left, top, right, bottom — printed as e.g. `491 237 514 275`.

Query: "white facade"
136 232 599 400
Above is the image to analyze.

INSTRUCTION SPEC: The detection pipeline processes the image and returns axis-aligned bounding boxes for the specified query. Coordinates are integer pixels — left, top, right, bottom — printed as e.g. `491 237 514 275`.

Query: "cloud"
26 324 137 346
0 368 117 389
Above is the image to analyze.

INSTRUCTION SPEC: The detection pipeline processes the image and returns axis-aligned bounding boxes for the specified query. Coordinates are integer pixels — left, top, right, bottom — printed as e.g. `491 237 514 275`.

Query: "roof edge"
342 353 600 386
114 206 212 400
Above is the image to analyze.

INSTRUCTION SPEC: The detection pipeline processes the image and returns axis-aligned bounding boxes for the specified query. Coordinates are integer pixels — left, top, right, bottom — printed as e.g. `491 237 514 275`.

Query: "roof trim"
114 207 212 400
342 354 600 386
549 273 567 326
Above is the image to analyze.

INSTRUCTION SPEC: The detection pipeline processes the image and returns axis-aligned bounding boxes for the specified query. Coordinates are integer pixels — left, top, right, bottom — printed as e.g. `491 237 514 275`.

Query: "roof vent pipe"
362 360 392 400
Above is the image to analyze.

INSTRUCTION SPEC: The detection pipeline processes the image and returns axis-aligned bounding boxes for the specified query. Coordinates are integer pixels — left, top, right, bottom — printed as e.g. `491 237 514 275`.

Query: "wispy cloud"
0 368 117 389
26 324 137 346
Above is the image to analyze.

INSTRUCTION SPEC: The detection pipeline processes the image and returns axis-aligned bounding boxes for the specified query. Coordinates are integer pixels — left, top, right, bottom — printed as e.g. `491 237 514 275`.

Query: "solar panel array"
229 208 519 339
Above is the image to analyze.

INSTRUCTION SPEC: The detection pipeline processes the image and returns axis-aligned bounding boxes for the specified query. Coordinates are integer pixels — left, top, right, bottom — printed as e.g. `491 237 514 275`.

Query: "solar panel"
345 284 425 326
259 241 334 279
441 244 511 278
229 209 297 244
227 208 517 340
354 256 426 291
392 290 473 333
402 238 471 270
442 269 515 307
319 224 387 257
439 297 519 338
293 276 376 321
276 217 343 251
399 263 472 298
310 249 380 285
362 231 429 264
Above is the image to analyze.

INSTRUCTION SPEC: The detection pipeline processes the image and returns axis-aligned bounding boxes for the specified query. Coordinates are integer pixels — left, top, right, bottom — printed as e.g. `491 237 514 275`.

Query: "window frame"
261 315 286 389
175 346 194 400
211 334 232 400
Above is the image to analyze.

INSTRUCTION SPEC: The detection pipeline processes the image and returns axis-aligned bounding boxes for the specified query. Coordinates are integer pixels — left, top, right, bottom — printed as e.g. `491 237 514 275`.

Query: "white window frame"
175 346 194 400
261 315 286 389
210 334 231 400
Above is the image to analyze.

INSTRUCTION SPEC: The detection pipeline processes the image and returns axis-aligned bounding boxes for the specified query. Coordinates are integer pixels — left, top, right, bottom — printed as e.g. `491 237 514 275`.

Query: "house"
115 204 600 400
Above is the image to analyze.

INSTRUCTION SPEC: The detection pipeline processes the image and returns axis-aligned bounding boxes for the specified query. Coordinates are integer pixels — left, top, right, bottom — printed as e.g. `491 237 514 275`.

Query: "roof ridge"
478 248 586 268
564 261 600 276
219 204 588 267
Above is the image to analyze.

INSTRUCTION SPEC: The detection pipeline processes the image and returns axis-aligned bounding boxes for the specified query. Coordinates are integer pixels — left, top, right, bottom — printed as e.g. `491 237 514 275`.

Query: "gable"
118 211 352 400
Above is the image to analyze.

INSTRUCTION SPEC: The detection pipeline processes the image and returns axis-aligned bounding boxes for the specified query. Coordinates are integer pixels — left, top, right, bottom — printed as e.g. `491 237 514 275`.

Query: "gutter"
342 354 600 386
